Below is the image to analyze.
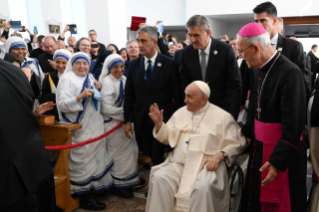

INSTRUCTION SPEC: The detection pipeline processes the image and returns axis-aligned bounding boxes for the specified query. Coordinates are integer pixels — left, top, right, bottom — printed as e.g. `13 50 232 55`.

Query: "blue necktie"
147 59 152 81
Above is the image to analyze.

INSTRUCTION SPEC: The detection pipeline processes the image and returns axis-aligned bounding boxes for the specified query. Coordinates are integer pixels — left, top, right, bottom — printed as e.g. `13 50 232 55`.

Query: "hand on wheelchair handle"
206 152 224 171
239 131 252 146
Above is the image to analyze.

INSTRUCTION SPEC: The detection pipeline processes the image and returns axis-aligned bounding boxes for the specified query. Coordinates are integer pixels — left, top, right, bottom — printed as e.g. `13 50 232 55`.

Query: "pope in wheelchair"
146 81 245 212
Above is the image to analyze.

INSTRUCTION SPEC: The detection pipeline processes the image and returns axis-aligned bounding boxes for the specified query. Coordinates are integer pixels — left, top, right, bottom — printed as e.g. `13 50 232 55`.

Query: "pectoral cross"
185 140 190 150
257 105 261 119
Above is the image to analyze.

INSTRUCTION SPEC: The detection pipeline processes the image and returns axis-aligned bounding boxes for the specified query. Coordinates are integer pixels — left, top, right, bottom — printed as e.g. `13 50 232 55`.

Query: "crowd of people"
1 1 319 212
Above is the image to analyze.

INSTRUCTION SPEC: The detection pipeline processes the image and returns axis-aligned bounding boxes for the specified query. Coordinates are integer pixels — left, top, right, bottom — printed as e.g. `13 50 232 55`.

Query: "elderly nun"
56 52 113 211
39 49 72 120
99 54 140 198
6 36 45 98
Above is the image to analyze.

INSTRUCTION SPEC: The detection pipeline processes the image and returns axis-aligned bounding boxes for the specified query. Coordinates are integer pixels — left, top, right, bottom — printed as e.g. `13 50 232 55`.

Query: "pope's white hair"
237 32 271 48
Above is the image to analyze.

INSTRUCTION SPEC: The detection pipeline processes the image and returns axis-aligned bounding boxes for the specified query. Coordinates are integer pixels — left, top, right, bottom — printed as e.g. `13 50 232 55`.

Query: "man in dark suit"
38 36 58 74
253 1 311 102
307 45 319 88
30 35 46 59
124 26 181 166
175 15 242 119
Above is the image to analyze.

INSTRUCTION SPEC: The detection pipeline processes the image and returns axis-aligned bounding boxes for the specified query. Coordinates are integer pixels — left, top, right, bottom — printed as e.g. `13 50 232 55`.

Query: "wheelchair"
227 161 244 212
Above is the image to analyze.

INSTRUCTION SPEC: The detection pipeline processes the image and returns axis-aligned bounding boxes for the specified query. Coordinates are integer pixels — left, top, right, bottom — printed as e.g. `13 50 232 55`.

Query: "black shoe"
80 196 106 211
113 187 134 198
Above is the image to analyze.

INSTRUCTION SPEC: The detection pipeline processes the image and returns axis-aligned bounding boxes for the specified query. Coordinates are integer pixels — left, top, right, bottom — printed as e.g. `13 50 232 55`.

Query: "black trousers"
135 114 170 166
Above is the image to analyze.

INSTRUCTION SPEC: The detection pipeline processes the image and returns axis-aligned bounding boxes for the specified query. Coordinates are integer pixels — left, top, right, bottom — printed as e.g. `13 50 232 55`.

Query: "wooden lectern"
39 122 81 212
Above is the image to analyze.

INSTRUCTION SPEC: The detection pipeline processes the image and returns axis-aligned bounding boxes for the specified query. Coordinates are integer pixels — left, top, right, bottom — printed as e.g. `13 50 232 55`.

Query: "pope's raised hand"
149 103 163 132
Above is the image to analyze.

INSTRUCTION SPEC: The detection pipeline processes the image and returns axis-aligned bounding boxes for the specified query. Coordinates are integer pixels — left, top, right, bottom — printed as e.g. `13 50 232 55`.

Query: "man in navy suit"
124 26 181 166
175 15 242 119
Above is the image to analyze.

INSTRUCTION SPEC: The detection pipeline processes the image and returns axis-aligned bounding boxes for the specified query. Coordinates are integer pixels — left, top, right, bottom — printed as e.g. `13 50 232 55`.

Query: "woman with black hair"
107 43 119 54
119 48 129 62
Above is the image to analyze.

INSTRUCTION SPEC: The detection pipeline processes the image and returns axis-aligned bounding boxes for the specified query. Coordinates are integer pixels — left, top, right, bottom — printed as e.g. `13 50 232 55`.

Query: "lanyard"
144 62 155 84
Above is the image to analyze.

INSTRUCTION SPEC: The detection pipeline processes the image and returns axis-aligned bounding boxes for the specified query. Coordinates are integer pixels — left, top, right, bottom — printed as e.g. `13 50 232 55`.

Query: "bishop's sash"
254 119 291 212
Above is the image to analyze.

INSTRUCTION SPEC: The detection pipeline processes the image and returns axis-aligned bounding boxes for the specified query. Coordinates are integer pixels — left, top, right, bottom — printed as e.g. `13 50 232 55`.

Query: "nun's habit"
99 54 140 193
56 52 114 196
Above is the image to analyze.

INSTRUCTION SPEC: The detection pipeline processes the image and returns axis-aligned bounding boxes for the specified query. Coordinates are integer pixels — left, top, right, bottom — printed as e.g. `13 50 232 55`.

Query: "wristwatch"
221 151 228 160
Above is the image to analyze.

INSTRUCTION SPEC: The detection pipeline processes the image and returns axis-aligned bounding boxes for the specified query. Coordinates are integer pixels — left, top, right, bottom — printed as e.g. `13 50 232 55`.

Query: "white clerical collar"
144 51 158 67
198 37 211 57
270 32 279 46
192 101 210 115
260 50 278 69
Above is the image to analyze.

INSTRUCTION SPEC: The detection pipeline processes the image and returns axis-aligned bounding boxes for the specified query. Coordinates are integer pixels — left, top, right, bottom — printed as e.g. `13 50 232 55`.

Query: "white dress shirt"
144 51 158 71
198 38 212 66
271 32 279 50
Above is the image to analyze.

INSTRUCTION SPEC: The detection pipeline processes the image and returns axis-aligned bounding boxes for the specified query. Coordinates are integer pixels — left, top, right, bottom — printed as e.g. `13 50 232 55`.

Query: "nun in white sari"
99 54 140 198
6 37 45 98
56 52 113 210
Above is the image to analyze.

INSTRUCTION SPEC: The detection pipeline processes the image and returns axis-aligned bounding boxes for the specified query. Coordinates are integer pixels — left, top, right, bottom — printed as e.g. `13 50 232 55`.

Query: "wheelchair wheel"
229 162 243 212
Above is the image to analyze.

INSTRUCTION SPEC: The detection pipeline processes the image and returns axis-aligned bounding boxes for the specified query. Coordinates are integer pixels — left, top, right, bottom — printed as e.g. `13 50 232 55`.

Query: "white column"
83 0 127 48
25 0 45 36
107 0 127 48
69 0 88 41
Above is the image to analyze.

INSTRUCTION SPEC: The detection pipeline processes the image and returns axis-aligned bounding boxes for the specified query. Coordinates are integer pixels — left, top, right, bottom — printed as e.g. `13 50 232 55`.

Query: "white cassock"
100 74 140 188
57 71 114 195
146 102 245 212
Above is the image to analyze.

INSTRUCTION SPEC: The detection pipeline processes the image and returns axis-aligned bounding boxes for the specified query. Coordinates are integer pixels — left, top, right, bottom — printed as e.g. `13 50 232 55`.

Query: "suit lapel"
190 46 202 80
150 53 163 89
139 56 148 87
276 33 284 53
205 38 217 82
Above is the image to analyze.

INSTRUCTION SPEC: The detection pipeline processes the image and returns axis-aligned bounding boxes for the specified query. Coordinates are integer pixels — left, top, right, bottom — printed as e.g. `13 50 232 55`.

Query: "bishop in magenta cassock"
239 23 307 212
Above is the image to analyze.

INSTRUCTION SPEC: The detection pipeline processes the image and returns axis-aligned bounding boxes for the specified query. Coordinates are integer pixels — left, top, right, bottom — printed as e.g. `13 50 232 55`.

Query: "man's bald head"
43 36 57 55
56 40 66 49
184 82 208 112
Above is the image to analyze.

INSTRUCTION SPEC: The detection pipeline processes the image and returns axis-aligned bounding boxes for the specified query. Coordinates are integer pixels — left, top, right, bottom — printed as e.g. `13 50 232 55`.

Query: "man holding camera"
89 30 106 56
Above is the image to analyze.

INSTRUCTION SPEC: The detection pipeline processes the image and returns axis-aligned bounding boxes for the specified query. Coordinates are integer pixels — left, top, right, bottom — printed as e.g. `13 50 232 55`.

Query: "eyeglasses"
238 44 254 55
89 34 96 36
80 44 91 47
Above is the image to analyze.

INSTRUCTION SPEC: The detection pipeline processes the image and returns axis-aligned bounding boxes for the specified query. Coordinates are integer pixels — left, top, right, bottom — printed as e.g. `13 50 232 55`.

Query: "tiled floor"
72 153 314 212
73 168 149 212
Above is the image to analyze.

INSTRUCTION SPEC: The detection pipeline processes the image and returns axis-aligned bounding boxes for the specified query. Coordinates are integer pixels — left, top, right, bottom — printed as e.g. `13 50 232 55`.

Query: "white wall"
84 0 108 45
25 0 45 36
0 0 10 18
186 0 319 18
125 0 186 27
227 23 245 39
206 17 229 39
0 0 11 35
107 0 127 48
70 0 87 41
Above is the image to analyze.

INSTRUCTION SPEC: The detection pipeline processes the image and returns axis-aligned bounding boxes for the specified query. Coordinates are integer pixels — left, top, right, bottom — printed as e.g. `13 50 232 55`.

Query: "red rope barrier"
45 122 124 151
